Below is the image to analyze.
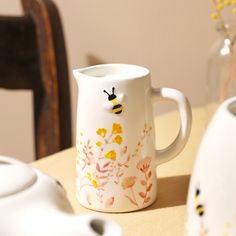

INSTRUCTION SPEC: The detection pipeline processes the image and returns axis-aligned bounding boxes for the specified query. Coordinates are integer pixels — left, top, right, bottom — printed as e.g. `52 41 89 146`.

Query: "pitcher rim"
219 96 236 119
73 63 150 81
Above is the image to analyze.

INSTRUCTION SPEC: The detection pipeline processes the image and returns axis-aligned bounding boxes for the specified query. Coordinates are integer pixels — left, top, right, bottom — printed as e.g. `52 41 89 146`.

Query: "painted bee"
195 187 204 217
103 87 124 114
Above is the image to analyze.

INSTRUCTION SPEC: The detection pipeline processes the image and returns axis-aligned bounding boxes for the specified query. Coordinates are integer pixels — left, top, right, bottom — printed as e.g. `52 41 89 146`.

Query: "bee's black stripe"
112 104 122 114
196 205 204 216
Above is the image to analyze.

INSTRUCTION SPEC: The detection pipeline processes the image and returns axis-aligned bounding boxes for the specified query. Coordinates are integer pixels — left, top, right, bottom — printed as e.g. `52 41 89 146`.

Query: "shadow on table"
144 174 190 211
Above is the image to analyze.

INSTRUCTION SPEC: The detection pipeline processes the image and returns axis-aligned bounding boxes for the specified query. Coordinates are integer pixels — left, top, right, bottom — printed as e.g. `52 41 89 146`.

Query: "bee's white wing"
103 101 113 110
117 93 124 103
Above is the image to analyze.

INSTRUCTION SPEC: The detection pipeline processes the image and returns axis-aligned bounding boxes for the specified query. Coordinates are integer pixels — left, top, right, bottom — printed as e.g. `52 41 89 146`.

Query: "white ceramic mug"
73 64 192 212
186 97 236 235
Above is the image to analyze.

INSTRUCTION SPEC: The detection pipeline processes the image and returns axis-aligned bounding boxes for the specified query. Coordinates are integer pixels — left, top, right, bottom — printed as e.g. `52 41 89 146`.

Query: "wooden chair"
0 0 72 159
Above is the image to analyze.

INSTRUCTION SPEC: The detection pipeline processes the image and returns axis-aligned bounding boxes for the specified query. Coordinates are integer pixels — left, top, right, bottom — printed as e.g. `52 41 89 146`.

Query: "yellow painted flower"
112 123 122 134
87 172 92 180
112 135 123 145
105 150 116 161
225 222 232 228
76 149 80 165
96 128 107 138
76 149 80 155
76 139 83 145
86 172 98 188
91 179 98 188
96 141 103 146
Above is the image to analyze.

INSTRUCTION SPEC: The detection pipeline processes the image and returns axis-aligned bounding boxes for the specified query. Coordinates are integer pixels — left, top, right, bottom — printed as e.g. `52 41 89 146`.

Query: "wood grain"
0 0 72 159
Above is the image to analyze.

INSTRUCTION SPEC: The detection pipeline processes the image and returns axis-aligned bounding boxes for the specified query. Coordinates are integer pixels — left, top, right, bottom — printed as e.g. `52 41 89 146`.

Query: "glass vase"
206 22 236 117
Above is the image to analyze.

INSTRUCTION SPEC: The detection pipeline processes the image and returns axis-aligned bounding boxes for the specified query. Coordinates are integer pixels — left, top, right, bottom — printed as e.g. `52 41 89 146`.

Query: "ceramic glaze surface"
73 64 192 212
186 97 236 236
0 156 122 236
0 158 37 197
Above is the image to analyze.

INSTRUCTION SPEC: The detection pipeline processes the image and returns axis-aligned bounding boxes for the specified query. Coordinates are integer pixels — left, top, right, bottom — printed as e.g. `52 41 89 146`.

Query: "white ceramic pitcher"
186 97 236 235
73 64 192 212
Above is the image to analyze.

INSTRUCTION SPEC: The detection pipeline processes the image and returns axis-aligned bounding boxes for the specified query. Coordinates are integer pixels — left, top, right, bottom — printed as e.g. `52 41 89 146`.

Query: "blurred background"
0 0 217 162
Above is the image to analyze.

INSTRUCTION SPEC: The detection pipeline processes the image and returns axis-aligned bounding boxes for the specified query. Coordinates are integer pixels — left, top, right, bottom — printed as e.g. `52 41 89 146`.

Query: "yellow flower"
96 128 107 138
76 149 80 165
96 141 103 146
224 0 231 6
76 149 80 155
210 12 220 20
105 150 116 161
87 172 92 180
112 123 122 134
91 179 98 188
216 3 223 11
112 135 123 145
87 172 98 188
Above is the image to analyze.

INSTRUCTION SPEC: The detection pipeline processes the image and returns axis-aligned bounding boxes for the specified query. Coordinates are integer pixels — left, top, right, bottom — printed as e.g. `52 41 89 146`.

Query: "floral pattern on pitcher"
122 156 153 207
76 123 153 208
137 156 153 205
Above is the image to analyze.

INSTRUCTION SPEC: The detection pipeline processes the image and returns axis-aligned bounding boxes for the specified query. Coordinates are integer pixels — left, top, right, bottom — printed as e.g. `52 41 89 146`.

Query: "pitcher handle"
152 88 192 165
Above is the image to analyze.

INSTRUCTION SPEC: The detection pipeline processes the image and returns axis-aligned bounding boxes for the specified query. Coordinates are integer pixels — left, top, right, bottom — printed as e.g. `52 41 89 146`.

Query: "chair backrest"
0 0 72 159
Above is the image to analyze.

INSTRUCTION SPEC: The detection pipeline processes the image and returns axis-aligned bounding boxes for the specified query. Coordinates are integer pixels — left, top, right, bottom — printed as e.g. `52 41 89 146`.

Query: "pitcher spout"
73 66 99 86
72 68 83 86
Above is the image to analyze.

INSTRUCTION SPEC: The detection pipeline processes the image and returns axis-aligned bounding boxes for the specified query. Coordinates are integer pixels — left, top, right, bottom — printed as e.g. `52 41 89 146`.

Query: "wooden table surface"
32 107 207 236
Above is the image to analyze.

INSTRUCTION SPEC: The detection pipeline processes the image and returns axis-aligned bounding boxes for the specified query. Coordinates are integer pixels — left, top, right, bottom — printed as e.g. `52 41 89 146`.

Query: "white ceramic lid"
0 156 37 198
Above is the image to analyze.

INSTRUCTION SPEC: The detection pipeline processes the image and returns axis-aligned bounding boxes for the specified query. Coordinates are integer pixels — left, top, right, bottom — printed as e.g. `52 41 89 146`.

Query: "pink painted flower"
121 176 137 189
136 156 152 173
105 196 115 208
